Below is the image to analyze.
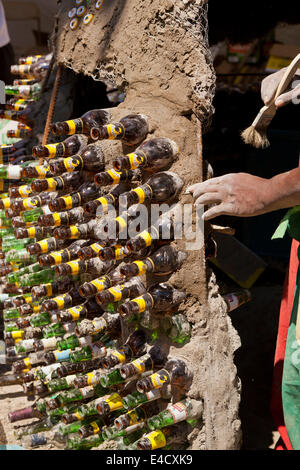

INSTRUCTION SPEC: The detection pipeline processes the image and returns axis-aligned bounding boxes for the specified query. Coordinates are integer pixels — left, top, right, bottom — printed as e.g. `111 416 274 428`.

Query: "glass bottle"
41 287 83 311
78 269 124 298
120 345 166 380
31 171 83 194
161 313 191 345
94 168 136 186
32 135 88 159
38 206 87 228
48 182 100 212
95 277 145 305
101 329 146 369
147 398 203 431
136 358 192 393
27 237 68 255
51 109 110 136
223 289 252 312
90 114 149 146
49 142 105 175
126 218 174 253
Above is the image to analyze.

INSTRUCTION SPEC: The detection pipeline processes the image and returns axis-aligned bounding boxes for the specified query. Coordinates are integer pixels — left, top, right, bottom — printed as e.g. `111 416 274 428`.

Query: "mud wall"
51 0 242 449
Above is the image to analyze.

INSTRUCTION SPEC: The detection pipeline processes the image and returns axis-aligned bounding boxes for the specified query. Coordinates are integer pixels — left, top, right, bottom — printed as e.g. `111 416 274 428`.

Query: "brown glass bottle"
77 241 108 260
75 312 120 338
126 218 174 253
113 138 179 172
83 182 129 216
114 401 159 430
51 109 110 136
31 277 75 299
9 184 32 199
97 244 129 261
49 142 105 175
48 182 100 212
22 163 50 179
11 192 56 214
31 172 83 194
120 245 186 279
38 240 90 266
41 287 83 312
7 128 32 139
18 302 41 316
101 330 146 369
119 345 166 380
136 358 192 393
55 257 109 277
56 357 103 378
32 135 88 159
14 226 51 240
94 169 136 187
58 299 103 323
119 171 184 209
119 283 186 317
78 269 125 298
38 207 86 229
90 114 149 146
27 237 69 255
52 219 97 241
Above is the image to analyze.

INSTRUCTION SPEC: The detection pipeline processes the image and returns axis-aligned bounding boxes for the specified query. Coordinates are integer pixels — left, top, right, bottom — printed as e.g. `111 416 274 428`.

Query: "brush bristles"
241 126 270 149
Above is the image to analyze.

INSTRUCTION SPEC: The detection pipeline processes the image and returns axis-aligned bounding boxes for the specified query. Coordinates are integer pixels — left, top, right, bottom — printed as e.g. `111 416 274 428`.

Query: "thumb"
275 86 300 107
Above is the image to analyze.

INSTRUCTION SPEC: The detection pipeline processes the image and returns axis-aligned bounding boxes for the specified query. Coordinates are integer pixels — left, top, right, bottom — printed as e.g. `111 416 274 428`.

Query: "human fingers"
185 177 223 195
275 84 300 107
261 68 286 105
194 192 222 206
202 203 232 221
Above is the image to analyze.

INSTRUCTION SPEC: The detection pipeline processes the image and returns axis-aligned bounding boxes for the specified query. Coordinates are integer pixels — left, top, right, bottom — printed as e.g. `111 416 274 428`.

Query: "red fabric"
271 239 299 450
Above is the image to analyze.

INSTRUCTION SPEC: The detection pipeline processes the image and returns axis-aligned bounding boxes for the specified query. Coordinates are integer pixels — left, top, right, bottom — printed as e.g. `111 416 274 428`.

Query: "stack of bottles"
0 95 252 449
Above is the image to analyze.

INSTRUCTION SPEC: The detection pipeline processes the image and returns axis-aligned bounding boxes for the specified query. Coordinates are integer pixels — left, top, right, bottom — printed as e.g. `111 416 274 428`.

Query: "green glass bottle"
121 388 165 410
100 367 126 388
66 432 104 450
42 322 77 339
46 374 78 393
18 267 56 286
147 399 203 431
68 340 112 363
29 311 59 328
7 262 43 284
6 249 37 263
14 417 56 440
3 308 20 320
22 207 43 223
68 395 111 422
56 331 103 351
78 417 105 438
161 313 191 344
57 383 107 406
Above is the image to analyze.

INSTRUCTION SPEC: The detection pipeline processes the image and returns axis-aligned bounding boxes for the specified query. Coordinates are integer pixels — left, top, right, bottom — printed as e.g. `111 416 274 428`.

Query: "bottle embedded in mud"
31 171 83 194
11 192 55 214
147 398 203 431
27 237 69 255
136 358 192 394
119 171 184 209
126 218 174 253
136 427 175 450
14 226 51 240
38 240 89 267
90 114 149 146
55 257 109 277
52 219 96 240
51 109 110 136
119 283 186 317
78 268 124 297
94 168 136 186
49 142 105 175
113 137 179 172
77 417 105 438
31 277 75 300
7 127 32 139
119 345 166 380
77 241 108 260
83 182 129 216
55 357 103 379
41 287 83 311
75 312 121 338
22 163 50 179
114 402 159 430
120 245 186 279
32 135 88 159
56 331 104 352
49 182 100 212
66 340 112 364
95 392 124 416
161 313 191 345
101 329 147 369
38 206 88 228
9 184 32 199
95 277 145 306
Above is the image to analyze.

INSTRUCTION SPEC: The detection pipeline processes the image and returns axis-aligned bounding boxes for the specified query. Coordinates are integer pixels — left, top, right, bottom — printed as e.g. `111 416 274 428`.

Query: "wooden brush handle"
274 53 300 100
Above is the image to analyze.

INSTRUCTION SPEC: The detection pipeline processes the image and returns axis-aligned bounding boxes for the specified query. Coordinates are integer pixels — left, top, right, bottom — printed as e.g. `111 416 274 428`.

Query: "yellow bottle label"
51 213 62 227
75 411 84 420
36 165 48 177
38 239 50 253
65 120 76 135
111 349 126 363
131 357 147 373
97 196 108 214
26 227 37 238
63 196 74 209
108 285 124 302
150 370 170 389
64 156 82 171
133 187 146 204
11 331 24 339
51 250 64 264
23 357 32 369
2 198 10 209
107 169 121 183
91 243 104 254
67 260 80 274
87 372 96 386
139 230 152 247
132 296 147 313
23 197 38 209
32 305 41 313
105 393 123 411
133 260 147 275
147 430 167 450
45 284 52 297
46 178 58 191
127 409 139 426
25 296 33 304
127 152 145 169
19 185 32 197
90 277 107 292
68 305 83 320
115 217 127 232
106 123 124 140
45 144 59 157
54 295 66 309
90 421 100 434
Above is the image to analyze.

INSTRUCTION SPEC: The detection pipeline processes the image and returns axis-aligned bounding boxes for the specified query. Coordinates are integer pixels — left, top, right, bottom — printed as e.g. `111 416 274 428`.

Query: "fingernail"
275 99 283 107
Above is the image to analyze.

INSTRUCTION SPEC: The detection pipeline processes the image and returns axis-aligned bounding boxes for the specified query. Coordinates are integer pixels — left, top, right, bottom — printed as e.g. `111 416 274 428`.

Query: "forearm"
265 167 300 212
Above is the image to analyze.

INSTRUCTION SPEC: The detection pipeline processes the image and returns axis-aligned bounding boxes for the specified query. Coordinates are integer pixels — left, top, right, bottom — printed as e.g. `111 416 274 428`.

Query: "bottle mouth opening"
113 160 121 171
90 127 100 140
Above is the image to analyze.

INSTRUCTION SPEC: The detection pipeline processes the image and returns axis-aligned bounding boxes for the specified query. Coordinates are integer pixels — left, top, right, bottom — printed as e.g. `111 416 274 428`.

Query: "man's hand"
261 66 300 108
186 173 272 220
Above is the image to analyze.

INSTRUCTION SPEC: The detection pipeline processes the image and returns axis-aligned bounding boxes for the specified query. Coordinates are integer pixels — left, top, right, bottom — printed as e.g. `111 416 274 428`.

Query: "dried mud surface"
0 0 241 451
